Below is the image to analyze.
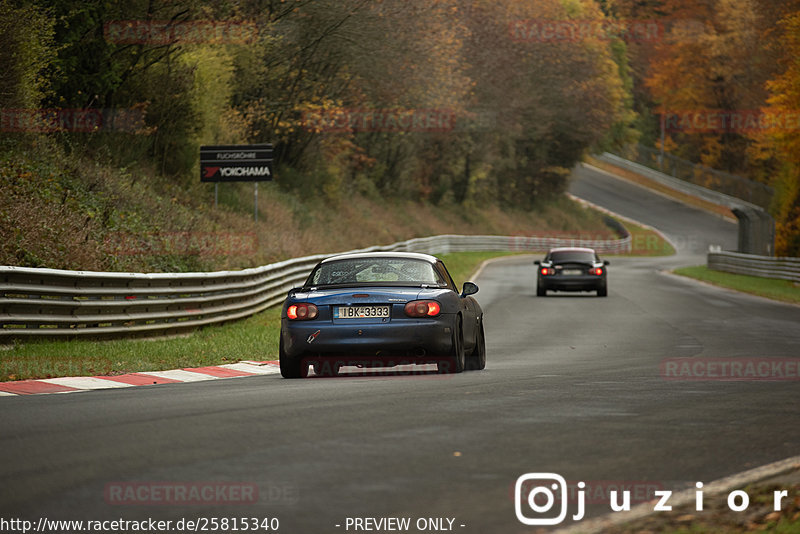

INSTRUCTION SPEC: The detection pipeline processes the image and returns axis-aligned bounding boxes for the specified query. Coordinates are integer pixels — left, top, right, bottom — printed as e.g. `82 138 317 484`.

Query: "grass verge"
618 219 676 257
673 266 800 305
438 251 518 287
0 308 283 382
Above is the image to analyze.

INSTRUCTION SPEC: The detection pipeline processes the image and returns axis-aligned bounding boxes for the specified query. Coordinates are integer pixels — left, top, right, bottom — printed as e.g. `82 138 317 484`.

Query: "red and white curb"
0 360 280 396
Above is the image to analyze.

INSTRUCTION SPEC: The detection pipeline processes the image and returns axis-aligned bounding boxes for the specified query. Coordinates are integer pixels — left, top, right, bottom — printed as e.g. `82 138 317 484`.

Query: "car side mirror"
461 282 479 297
533 260 541 265
603 260 610 266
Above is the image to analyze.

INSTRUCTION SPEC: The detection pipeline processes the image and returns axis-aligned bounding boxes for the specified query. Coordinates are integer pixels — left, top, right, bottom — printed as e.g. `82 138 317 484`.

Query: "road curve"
1 164 798 533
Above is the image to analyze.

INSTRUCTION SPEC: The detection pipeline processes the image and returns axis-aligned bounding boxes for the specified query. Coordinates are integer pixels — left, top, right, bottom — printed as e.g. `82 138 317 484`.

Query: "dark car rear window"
548 251 597 263
308 258 445 287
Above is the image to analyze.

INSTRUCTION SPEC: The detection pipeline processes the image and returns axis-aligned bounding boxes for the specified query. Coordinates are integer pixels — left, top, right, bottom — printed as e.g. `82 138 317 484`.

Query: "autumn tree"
752 10 800 255
461 0 629 207
4 0 634 211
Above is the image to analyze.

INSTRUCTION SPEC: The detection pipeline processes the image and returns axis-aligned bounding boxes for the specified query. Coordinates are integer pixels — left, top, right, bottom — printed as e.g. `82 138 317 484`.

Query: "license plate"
562 269 583 276
334 306 390 319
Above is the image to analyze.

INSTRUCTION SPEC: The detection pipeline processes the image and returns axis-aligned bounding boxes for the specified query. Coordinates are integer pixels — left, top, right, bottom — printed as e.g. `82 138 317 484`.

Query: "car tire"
279 338 307 379
466 321 486 371
597 285 608 297
439 319 465 374
537 285 546 297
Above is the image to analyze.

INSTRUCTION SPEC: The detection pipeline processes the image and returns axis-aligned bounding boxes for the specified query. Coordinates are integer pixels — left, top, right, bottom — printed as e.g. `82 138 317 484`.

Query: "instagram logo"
515 473 581 525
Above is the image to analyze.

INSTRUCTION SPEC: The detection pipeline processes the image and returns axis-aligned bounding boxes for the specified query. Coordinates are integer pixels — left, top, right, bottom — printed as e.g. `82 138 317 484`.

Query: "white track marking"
39 377 135 389
220 363 281 375
142 370 220 382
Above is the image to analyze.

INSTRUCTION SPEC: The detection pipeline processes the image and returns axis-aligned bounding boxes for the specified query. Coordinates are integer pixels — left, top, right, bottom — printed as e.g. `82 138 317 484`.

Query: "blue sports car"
279 252 486 378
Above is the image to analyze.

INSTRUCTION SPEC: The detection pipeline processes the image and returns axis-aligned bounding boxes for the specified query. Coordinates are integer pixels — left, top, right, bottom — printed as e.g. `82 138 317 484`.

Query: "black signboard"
200 143 274 182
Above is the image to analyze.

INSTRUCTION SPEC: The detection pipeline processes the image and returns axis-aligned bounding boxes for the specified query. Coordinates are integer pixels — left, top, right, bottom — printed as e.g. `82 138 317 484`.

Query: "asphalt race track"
2 165 799 533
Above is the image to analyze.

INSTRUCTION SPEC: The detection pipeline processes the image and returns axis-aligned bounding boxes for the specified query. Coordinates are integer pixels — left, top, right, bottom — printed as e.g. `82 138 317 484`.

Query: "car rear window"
308 258 445 286
548 251 597 263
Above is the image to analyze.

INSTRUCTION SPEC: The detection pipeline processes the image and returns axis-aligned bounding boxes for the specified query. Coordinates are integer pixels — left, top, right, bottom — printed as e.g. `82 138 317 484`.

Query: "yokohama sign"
200 144 273 182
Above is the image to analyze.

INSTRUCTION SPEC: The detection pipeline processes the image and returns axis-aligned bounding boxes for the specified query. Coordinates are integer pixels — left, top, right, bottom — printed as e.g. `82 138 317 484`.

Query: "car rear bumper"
281 317 454 360
539 275 606 291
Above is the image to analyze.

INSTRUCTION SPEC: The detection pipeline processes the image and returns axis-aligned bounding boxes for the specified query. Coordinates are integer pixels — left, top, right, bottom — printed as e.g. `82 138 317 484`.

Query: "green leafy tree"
0 1 55 109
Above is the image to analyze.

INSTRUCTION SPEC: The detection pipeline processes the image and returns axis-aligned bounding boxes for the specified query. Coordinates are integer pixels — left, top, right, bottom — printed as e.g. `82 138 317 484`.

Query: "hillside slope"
0 139 613 273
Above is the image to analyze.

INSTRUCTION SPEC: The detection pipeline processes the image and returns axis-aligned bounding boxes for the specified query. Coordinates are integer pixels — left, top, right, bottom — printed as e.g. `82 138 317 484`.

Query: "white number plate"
334 306 391 319
562 269 583 276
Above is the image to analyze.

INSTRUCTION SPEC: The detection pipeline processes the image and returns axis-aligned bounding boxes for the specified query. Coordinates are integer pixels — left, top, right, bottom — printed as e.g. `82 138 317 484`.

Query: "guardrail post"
757 209 775 257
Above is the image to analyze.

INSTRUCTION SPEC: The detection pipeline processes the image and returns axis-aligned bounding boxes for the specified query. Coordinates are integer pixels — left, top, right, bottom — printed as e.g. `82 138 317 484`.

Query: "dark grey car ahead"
535 247 609 297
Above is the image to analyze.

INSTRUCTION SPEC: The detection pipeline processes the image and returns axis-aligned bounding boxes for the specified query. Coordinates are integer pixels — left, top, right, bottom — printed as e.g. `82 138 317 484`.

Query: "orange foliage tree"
753 11 800 255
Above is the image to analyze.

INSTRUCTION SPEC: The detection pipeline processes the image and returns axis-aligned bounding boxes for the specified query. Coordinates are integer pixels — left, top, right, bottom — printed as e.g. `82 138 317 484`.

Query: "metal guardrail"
708 251 800 283
618 144 773 210
595 152 757 211
1 233 630 338
592 152 797 281
594 152 775 256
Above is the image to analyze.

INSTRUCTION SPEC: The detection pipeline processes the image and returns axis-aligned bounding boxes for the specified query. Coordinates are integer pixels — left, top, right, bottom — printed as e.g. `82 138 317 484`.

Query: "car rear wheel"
279 338 308 379
438 319 465 374
466 321 486 371
597 285 608 297
537 285 546 297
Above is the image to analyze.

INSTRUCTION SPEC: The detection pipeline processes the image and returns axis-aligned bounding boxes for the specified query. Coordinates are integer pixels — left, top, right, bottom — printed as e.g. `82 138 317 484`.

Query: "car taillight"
589 267 603 276
540 267 554 276
404 300 441 317
287 303 319 320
